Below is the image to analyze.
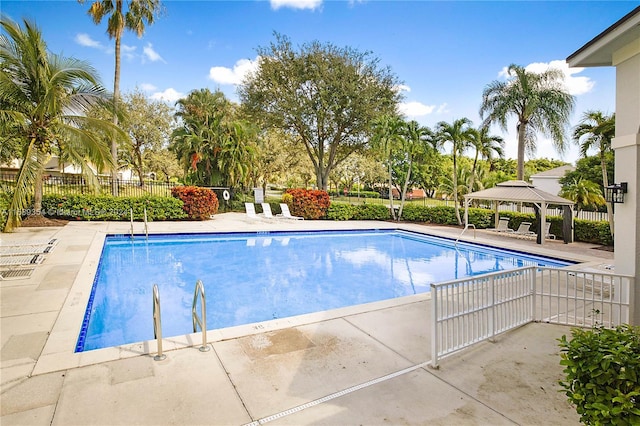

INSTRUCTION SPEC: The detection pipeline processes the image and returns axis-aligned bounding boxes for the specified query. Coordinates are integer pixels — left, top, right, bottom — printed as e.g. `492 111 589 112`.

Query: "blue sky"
3 1 636 164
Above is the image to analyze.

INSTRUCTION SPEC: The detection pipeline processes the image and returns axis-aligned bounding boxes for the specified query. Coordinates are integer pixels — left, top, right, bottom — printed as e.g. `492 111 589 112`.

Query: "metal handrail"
129 209 135 240
192 280 210 352
143 207 148 239
152 284 166 361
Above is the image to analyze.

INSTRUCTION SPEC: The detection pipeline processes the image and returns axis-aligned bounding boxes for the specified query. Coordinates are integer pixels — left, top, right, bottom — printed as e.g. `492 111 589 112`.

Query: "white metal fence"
497 204 608 222
430 266 634 367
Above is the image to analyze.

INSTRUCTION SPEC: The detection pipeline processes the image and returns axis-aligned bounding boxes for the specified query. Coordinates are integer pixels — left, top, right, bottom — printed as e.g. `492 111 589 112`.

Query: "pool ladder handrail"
129 208 149 240
192 280 210 352
152 284 166 361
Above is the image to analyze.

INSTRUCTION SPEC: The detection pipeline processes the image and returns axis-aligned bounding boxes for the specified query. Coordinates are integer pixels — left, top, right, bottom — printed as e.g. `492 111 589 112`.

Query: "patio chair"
277 203 304 220
488 217 511 233
260 203 278 219
514 222 535 239
543 222 556 240
0 254 45 267
0 244 55 256
0 238 57 246
244 203 261 219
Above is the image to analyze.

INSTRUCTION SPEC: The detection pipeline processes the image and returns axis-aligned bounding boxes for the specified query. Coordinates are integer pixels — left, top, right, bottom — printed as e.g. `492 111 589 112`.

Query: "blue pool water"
77 229 572 351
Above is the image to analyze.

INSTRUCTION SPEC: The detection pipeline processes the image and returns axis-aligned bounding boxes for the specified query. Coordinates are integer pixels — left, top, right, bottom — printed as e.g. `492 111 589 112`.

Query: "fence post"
489 275 495 341
530 267 537 322
430 283 439 368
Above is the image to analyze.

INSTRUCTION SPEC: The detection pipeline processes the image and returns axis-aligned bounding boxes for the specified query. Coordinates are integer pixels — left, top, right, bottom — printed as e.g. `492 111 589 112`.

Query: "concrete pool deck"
1 214 614 425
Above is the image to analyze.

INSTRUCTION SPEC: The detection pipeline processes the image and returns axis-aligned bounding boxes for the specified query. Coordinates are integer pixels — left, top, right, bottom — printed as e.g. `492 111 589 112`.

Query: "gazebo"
463 180 575 245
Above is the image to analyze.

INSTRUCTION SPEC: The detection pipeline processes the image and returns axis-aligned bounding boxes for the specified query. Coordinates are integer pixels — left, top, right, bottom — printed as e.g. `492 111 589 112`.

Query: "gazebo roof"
464 180 574 205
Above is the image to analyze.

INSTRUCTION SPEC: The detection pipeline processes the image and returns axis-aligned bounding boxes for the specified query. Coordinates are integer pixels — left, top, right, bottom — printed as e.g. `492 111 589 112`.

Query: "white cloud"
140 83 157 92
208 57 260 86
395 84 411 93
436 103 450 114
498 60 595 96
75 33 102 49
143 43 165 63
150 88 184 103
270 0 322 10
398 101 436 117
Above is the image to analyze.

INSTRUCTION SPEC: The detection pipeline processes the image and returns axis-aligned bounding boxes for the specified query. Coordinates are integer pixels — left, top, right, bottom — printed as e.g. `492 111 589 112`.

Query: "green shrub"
575 219 612 246
41 194 186 221
285 188 330 219
171 186 218 220
0 189 11 230
558 324 640 425
326 203 355 221
352 203 391 220
331 190 380 198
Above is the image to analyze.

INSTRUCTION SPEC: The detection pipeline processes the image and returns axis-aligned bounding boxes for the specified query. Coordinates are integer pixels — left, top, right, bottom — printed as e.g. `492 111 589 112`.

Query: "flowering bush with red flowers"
284 188 330 219
171 186 218 220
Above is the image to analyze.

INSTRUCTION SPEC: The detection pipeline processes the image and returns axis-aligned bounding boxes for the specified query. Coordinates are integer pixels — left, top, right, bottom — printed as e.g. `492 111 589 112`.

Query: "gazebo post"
493 201 499 228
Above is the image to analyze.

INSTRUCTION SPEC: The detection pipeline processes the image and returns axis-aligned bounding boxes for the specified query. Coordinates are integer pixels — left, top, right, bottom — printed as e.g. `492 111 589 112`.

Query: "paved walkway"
1 214 613 425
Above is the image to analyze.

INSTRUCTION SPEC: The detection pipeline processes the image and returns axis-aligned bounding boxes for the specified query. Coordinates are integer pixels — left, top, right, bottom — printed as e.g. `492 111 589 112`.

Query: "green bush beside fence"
41 194 187 221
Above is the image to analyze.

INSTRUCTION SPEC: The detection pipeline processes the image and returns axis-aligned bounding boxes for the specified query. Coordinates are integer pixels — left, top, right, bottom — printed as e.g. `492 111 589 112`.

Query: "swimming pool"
77 229 572 351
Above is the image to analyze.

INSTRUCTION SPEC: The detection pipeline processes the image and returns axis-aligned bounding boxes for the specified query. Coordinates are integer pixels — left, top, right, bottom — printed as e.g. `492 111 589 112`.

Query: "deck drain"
244 360 431 425
0 268 35 280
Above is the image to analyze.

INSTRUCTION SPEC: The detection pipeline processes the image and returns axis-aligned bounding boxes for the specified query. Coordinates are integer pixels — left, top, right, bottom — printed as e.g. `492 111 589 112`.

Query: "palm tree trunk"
600 152 614 236
111 33 121 196
397 159 412 220
453 153 462 225
516 121 526 181
388 160 395 220
33 170 43 214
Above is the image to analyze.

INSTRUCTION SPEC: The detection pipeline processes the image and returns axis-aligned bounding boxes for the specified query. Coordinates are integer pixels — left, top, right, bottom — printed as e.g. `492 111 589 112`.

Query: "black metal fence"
0 173 179 198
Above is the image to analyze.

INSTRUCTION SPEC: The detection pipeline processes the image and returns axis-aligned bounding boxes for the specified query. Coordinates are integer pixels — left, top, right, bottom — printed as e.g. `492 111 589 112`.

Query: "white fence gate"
430 266 634 367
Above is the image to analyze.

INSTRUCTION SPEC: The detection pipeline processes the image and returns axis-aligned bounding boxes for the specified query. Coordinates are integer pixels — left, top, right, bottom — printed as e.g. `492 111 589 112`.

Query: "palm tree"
573 111 615 234
480 64 575 180
397 120 432 220
468 126 504 195
372 114 404 220
436 118 474 225
0 18 119 231
79 0 161 195
560 178 605 214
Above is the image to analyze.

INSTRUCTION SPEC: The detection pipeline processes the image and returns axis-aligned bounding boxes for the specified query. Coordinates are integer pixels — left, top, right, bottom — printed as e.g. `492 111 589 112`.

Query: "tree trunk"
111 33 122 196
516 121 526 181
453 153 462 225
397 160 412 220
33 170 43 214
388 160 396 220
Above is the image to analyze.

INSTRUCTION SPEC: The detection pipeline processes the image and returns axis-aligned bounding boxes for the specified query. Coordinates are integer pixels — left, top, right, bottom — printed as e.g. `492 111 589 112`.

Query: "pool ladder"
129 208 149 240
152 280 209 361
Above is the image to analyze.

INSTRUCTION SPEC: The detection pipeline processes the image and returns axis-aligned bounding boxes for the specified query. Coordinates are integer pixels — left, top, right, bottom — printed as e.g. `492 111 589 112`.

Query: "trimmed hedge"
41 194 187 221
171 186 219 220
326 203 391 221
285 188 330 219
330 190 381 199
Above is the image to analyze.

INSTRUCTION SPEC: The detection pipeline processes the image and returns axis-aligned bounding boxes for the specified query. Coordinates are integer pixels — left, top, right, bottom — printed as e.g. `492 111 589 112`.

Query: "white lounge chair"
0 238 57 246
0 244 55 256
488 218 511 233
260 203 277 219
0 254 45 267
244 203 261 219
277 203 304 220
514 222 535 239
543 222 556 240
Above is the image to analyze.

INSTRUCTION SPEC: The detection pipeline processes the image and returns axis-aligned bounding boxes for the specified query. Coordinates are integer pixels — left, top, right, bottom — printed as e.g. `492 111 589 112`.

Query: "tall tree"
480 64 575 180
573 110 615 234
119 89 173 185
79 0 161 195
171 89 255 188
372 114 404 219
0 18 118 231
436 118 474 225
240 33 400 190
397 120 432 220
468 126 504 196
560 177 605 215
